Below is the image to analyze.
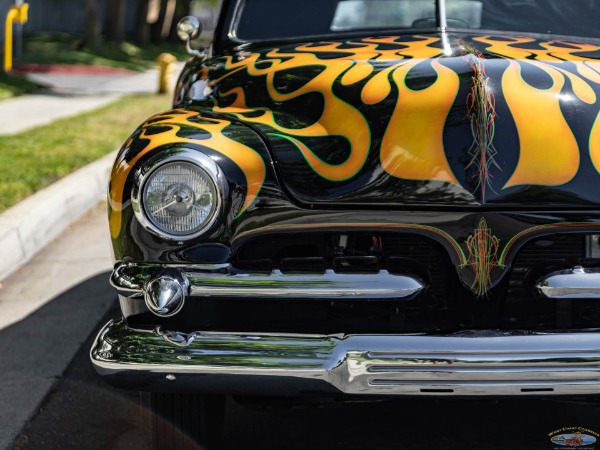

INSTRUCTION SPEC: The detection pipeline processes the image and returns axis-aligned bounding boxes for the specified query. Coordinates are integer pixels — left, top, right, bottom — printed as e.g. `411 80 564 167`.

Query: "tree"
170 0 193 41
105 0 127 43
83 0 101 49
134 0 151 45
150 0 173 43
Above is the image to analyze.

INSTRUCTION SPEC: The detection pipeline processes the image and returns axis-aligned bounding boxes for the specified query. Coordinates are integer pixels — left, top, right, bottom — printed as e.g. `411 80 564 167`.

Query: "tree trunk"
150 0 180 43
84 0 101 50
160 0 177 40
105 0 127 43
147 0 161 24
134 0 150 45
150 0 168 44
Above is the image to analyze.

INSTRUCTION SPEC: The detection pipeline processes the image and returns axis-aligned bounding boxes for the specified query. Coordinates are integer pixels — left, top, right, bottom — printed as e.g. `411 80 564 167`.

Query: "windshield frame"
226 0 446 45
213 0 600 53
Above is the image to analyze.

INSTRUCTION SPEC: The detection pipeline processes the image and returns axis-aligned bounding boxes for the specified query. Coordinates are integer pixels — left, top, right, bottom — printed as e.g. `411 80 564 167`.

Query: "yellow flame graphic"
214 37 444 181
380 59 460 184
502 60 580 187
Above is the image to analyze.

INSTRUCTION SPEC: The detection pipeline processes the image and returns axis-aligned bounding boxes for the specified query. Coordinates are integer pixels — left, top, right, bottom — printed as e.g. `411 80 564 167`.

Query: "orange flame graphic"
213 37 450 182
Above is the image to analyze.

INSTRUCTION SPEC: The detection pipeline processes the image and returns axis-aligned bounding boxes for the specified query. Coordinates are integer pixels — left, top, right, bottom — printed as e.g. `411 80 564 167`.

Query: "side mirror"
177 16 202 41
177 16 204 58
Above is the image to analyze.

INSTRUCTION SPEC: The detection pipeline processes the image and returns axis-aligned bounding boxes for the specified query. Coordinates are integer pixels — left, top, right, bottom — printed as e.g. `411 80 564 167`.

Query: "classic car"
91 0 600 448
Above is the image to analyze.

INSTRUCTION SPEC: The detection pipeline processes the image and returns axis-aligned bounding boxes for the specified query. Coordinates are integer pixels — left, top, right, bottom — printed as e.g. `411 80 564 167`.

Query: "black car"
92 0 600 448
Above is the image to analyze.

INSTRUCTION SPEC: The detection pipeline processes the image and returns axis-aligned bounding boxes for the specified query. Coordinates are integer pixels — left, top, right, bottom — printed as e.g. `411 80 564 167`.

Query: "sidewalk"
0 62 183 282
0 63 185 449
0 62 188 449
0 63 182 135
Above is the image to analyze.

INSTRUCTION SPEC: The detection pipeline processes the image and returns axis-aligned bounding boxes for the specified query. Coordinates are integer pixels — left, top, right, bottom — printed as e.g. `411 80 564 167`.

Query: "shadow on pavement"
0 271 131 450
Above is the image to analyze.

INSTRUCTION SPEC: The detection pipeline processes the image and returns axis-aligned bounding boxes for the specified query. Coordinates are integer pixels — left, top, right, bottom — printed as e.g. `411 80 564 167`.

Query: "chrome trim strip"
187 269 423 299
91 320 600 397
111 263 424 300
536 266 600 299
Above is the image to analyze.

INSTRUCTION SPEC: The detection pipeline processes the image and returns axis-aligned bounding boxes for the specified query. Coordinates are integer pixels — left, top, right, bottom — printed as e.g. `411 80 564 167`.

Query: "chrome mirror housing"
177 16 202 41
177 16 205 58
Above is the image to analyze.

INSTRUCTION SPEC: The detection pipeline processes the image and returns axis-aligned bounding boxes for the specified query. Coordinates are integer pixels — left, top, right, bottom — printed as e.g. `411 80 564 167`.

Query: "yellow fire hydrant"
4 2 29 72
157 53 177 94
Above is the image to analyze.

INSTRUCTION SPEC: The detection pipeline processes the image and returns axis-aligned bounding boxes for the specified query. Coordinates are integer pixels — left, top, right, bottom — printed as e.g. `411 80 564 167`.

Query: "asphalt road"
7 276 600 450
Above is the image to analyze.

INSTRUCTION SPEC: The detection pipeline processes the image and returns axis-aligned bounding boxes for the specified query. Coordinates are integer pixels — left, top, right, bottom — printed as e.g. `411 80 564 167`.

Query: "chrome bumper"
91 320 600 397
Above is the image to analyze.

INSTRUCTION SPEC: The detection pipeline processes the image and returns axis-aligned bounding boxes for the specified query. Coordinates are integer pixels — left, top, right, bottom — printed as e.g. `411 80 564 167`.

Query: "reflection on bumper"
91 320 600 397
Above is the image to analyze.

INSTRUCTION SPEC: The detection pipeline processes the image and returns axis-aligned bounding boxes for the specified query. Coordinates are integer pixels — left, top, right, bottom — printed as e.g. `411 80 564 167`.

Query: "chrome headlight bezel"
131 150 226 241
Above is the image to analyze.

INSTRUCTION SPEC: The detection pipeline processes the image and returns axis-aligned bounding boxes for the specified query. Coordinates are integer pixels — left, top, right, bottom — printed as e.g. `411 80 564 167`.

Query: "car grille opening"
125 233 600 334
504 234 600 330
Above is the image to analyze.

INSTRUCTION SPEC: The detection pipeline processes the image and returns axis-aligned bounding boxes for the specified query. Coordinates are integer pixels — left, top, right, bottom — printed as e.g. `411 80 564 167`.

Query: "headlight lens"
142 161 218 237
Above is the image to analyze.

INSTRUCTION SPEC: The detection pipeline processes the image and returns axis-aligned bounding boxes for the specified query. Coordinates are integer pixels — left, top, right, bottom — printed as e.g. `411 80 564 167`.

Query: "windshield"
235 0 600 41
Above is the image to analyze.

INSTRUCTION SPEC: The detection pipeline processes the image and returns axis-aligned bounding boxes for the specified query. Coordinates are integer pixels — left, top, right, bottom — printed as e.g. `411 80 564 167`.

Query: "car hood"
183 33 600 208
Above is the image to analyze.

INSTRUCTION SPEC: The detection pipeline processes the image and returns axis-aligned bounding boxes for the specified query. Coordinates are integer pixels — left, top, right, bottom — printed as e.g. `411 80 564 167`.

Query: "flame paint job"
175 33 600 207
473 36 600 188
109 32 600 295
211 36 462 190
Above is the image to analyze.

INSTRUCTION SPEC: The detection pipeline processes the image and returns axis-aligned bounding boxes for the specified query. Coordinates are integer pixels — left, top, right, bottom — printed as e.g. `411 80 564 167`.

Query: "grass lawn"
0 93 171 213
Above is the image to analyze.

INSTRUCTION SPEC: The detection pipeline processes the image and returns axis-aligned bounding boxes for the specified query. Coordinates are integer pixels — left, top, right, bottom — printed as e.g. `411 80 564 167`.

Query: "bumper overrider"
92 262 600 396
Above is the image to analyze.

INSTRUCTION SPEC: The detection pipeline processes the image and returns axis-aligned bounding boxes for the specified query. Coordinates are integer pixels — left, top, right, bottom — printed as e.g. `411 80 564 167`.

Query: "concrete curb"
0 151 117 282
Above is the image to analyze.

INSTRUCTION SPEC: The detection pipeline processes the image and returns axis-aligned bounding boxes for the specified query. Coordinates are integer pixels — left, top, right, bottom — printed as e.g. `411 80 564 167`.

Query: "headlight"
133 152 224 240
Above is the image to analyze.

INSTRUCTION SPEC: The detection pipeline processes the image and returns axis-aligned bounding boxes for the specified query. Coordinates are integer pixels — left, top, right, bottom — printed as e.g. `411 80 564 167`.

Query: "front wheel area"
141 392 226 450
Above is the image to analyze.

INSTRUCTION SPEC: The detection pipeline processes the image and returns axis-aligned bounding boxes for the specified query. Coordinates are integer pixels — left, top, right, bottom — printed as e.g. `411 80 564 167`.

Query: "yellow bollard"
4 7 18 72
17 2 28 23
157 53 177 94
3 3 29 73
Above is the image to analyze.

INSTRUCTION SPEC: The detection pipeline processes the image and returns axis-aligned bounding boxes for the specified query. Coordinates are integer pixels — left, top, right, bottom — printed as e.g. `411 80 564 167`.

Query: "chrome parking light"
144 271 189 317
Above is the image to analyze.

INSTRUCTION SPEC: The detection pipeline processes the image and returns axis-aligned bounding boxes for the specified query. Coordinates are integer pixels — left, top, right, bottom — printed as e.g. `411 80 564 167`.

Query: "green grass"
0 93 172 213
0 72 42 100
21 33 190 72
